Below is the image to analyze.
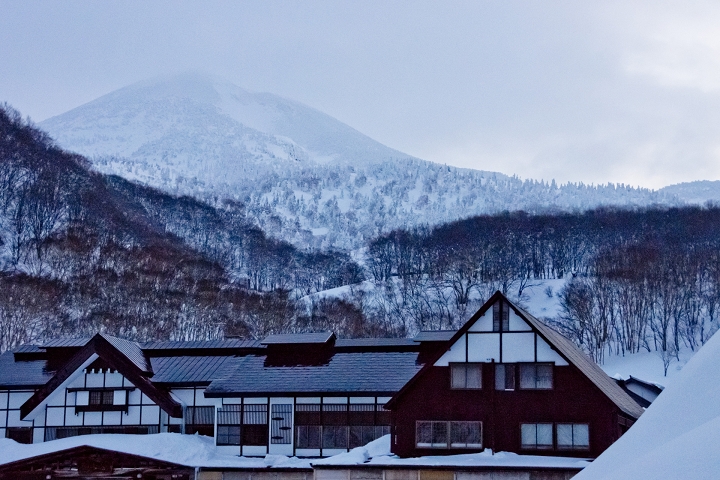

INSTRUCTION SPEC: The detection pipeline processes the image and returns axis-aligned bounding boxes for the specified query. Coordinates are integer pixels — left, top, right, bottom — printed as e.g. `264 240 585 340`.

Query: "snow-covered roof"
0 433 311 469
573 330 720 480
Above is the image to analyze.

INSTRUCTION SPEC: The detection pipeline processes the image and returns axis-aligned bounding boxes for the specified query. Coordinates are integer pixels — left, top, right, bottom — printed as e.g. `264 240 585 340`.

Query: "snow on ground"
0 433 311 469
599 348 693 387
573 330 720 480
516 278 568 319
312 435 589 469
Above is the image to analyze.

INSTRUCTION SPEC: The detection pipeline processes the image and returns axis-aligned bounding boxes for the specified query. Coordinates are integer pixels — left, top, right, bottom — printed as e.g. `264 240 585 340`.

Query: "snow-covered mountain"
659 180 720 205
40 73 682 249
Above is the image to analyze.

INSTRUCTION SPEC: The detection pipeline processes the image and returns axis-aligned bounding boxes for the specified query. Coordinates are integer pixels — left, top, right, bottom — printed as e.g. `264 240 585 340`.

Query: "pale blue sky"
1 0 720 188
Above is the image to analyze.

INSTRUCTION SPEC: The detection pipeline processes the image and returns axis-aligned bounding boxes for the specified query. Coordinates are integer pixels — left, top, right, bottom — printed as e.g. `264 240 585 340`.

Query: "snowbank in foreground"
0 433 311 469
574 330 720 480
313 435 589 470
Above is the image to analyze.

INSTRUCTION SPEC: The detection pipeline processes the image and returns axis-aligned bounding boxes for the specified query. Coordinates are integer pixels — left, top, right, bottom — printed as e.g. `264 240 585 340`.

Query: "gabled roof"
386 291 645 419
512 302 645 419
20 334 182 419
204 351 423 397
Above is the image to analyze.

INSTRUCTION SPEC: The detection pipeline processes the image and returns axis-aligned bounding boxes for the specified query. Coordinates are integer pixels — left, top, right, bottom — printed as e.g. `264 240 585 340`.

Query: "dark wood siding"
391 363 620 458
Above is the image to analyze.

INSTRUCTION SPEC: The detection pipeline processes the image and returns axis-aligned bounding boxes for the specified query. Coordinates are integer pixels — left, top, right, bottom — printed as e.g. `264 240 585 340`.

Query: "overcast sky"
2 1 720 189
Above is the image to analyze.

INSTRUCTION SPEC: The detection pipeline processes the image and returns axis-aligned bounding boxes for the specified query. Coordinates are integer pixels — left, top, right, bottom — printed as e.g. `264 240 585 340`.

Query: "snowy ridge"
40 73 683 249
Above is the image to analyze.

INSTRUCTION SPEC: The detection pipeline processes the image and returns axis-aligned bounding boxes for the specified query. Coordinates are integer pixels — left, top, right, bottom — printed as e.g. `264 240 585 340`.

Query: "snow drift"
573 329 720 480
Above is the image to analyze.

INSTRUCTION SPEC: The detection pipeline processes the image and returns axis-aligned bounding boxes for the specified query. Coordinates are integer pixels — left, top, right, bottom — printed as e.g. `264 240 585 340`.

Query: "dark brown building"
386 291 644 458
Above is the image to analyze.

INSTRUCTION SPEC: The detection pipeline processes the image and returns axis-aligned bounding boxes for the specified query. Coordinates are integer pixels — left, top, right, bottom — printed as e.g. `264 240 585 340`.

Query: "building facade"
0 292 644 458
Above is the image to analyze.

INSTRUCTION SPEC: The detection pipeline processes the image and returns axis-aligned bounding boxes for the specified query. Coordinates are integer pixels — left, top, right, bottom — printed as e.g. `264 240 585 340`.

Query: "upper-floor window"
519 363 553 389
450 363 482 389
493 301 510 332
495 363 554 390
495 363 516 390
89 390 114 406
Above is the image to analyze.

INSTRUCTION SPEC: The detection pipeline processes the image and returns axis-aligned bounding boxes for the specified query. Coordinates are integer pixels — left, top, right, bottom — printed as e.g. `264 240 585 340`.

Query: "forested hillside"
0 104 380 352
3 102 719 369
363 208 720 364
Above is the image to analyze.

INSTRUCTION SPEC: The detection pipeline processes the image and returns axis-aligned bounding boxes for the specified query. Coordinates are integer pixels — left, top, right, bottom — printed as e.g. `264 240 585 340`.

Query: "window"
217 405 241 446
185 406 215 437
451 363 482 389
6 427 33 444
557 424 589 450
493 301 509 332
519 363 553 389
521 423 554 449
449 422 482 448
242 404 268 446
416 421 482 449
495 363 516 390
295 403 389 450
323 425 349 449
350 425 390 449
89 390 114 406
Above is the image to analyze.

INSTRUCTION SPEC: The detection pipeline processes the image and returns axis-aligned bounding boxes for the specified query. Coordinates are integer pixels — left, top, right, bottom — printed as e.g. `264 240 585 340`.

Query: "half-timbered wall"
0 389 37 443
391 299 621 459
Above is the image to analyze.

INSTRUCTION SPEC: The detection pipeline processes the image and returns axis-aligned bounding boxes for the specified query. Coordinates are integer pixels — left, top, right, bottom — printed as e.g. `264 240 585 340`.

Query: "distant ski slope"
41 73 682 249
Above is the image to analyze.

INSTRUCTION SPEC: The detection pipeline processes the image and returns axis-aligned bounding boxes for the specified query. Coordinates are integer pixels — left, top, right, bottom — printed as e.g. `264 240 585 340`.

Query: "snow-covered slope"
573 329 720 480
40 72 415 184
40 73 682 249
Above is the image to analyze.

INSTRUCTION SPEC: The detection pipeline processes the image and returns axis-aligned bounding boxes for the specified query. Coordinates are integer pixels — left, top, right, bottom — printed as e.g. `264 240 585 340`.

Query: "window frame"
495 363 516 391
416 420 483 449
556 423 590 451
518 363 554 390
492 301 510 332
450 363 483 390
520 422 554 450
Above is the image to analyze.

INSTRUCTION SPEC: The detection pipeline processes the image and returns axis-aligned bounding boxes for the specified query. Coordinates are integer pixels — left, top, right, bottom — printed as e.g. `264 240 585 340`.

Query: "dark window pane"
450 422 482 448
242 424 268 446
296 425 321 449
89 390 102 405
217 425 241 446
295 404 321 425
519 364 537 389
416 421 432 446
322 404 348 426
496 364 515 390
537 364 553 389
6 427 32 444
431 421 448 447
349 404 375 425
322 425 348 449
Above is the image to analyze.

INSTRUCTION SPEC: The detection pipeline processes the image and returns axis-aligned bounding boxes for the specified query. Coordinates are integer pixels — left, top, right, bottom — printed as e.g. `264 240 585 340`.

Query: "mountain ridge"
40 73 688 249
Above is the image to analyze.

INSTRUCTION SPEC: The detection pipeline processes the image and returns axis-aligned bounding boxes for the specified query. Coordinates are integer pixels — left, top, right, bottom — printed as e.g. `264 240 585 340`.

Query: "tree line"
364 208 720 364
